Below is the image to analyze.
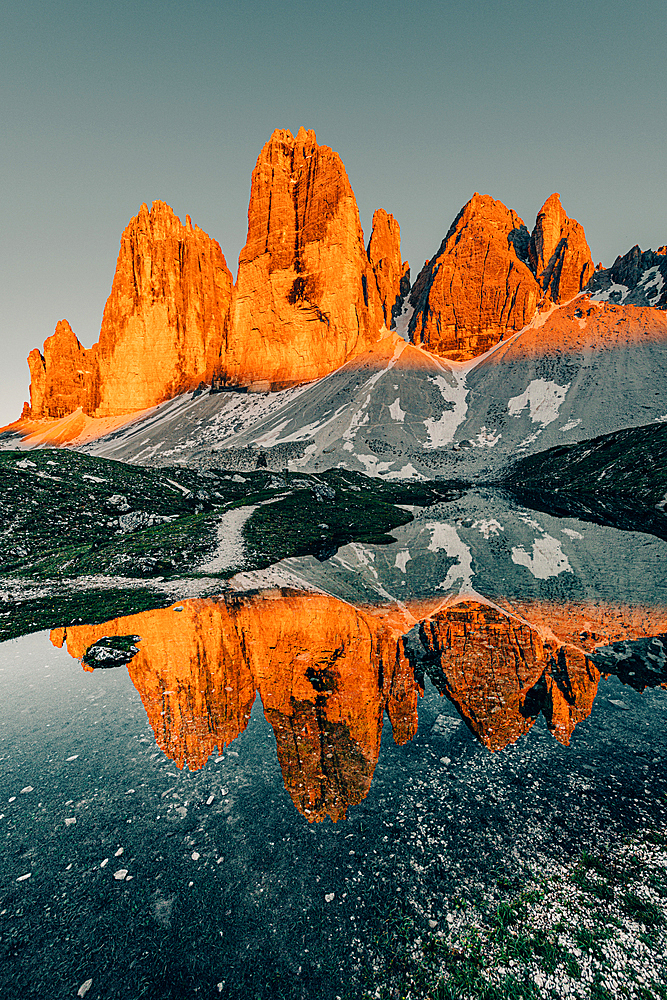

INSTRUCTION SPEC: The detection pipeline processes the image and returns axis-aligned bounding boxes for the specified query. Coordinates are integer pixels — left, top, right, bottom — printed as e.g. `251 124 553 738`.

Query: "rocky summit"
4 127 667 485
408 192 594 361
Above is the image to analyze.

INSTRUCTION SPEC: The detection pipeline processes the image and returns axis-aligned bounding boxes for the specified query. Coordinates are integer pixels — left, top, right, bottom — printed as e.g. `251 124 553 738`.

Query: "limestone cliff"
409 192 595 360
408 194 540 360
26 320 95 419
366 209 410 329
227 128 386 387
90 201 234 416
529 193 594 304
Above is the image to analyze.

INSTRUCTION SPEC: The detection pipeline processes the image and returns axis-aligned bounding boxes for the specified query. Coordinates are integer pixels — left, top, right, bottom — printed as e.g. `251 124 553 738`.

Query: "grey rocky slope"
71 296 667 483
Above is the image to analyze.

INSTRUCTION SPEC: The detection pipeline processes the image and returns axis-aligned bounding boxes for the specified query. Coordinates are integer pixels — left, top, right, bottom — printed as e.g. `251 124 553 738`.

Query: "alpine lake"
1 444 666 1000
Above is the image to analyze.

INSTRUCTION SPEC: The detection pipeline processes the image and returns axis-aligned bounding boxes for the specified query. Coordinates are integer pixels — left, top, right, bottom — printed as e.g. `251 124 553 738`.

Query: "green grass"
0 449 466 640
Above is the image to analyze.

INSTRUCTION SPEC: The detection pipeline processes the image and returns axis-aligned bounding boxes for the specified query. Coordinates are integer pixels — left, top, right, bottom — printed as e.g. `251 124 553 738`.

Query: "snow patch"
423 373 469 449
560 419 581 432
389 397 406 422
508 379 571 427
475 426 501 448
511 535 572 579
473 519 503 539
426 523 474 592
395 550 412 573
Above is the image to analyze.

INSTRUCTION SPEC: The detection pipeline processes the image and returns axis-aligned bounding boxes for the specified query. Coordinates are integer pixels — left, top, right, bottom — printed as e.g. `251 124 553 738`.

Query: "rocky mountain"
27 203 234 420
408 192 594 361
228 127 391 388
17 129 407 425
27 319 94 418
366 208 410 329
529 193 594 304
586 243 667 308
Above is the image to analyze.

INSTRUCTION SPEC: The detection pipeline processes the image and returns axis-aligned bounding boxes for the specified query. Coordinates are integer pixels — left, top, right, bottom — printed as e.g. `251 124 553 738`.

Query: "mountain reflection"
51 590 666 822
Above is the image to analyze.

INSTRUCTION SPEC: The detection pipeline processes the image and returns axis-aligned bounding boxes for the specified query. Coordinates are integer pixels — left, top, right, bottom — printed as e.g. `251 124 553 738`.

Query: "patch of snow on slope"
510 534 572 580
425 523 474 592
423 373 469 449
384 463 427 481
560 419 581 432
355 454 394 476
508 379 571 427
395 550 412 573
473 519 503 539
637 265 665 304
475 426 501 447
389 397 406 422
589 281 630 304
197 506 257 575
393 301 414 342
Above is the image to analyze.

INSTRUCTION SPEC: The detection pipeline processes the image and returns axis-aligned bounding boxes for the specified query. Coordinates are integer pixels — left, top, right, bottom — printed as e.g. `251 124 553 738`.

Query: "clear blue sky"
2 0 666 424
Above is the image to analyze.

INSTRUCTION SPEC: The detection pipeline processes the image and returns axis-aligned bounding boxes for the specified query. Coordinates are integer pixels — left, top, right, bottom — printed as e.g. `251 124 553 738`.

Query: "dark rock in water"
585 245 667 309
82 635 141 669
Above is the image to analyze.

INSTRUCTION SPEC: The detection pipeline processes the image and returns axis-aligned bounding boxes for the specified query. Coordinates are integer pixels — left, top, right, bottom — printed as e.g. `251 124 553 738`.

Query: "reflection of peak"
54 590 418 823
409 600 601 750
53 592 666 820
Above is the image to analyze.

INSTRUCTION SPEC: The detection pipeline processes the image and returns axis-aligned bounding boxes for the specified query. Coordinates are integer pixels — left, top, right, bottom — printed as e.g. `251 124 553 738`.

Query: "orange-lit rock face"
228 128 386 387
419 601 549 749
90 202 234 416
367 209 410 329
51 592 664 817
416 601 603 749
529 194 594 305
27 320 95 419
409 194 540 360
23 204 234 421
53 590 419 822
489 296 667 362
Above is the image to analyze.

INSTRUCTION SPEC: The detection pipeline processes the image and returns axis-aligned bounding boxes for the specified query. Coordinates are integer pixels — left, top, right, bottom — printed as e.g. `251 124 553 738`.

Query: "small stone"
66 755 79 761
77 980 93 998
609 699 630 710
65 817 76 826
191 852 200 861
20 786 34 794
16 873 31 882
113 869 128 881
429 919 438 928
100 859 109 868
206 794 215 806
325 893 335 903
114 847 123 856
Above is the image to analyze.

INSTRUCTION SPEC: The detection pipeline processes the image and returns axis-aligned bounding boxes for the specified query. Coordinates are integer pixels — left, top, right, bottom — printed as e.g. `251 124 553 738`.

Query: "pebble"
114 847 123 856
20 786 33 794
191 851 200 861
113 869 128 881
64 818 76 826
16 873 31 882
77 980 93 998
325 893 335 902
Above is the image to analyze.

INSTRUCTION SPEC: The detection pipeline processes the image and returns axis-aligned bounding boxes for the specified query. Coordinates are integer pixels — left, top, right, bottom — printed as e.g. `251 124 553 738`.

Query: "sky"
1 0 666 425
